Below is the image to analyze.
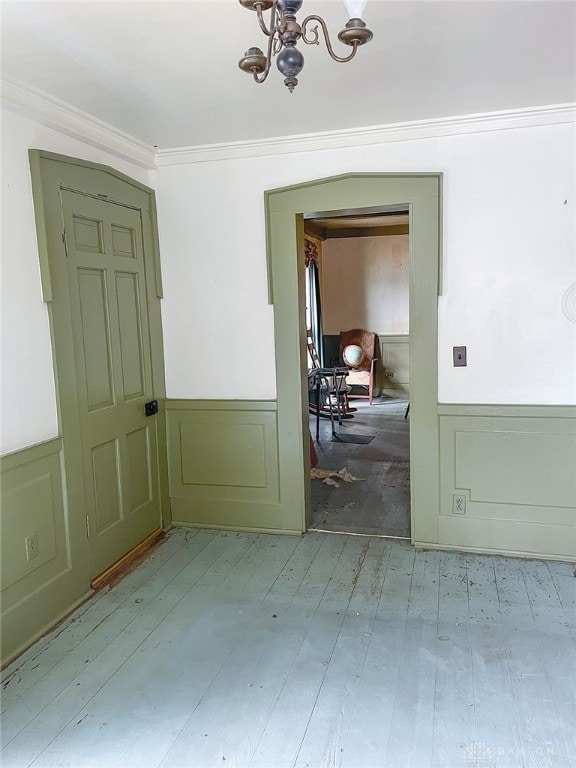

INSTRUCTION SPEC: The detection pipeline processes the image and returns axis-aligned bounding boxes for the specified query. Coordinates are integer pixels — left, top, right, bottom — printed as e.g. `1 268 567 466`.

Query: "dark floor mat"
331 433 375 444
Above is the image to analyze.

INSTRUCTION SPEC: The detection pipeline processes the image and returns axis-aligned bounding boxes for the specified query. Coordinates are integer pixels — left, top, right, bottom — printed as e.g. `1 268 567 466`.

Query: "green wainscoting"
435 404 576 560
1 438 91 665
378 334 410 397
166 400 297 534
4 402 573 664
166 402 575 559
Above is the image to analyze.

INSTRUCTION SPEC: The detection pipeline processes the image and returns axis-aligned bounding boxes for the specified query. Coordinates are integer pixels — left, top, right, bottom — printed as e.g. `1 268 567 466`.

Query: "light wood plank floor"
2 529 575 768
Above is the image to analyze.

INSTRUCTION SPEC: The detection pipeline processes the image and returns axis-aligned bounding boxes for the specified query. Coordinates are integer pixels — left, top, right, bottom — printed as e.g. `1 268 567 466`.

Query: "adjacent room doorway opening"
265 173 441 545
303 208 411 538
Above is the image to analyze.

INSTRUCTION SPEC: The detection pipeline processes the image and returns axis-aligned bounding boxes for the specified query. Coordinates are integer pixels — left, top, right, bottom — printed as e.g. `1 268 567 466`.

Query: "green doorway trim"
265 173 442 543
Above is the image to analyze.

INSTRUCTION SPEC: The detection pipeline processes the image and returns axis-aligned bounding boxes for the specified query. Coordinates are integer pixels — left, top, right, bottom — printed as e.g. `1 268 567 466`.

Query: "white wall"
155 121 576 405
0 108 152 454
2 110 575 457
321 235 409 336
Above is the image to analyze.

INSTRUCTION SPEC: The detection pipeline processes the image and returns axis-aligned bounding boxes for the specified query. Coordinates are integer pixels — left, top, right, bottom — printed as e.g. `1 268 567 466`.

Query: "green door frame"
266 173 442 544
28 150 170 581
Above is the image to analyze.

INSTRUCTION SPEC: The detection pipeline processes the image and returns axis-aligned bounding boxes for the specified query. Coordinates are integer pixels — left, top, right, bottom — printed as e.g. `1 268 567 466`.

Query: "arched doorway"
266 174 442 545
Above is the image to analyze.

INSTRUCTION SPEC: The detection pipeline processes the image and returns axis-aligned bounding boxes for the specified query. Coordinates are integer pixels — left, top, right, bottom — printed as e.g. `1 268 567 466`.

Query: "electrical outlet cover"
452 494 467 515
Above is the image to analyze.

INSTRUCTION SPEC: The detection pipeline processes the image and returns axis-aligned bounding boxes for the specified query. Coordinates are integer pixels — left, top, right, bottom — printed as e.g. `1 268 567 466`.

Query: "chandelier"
238 0 373 92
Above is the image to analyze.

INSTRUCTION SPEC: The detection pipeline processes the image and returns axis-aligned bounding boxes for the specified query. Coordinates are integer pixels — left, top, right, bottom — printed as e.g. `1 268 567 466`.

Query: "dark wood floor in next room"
310 397 410 538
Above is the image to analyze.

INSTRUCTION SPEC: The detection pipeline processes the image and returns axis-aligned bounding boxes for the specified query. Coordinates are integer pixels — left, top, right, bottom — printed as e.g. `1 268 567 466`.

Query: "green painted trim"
166 399 283 532
437 173 444 296
171 500 287 530
0 436 62 467
266 173 442 305
166 399 278 412
149 192 164 299
30 149 164 303
2 590 93 670
437 405 576 559
28 151 53 302
414 542 574 563
174 521 301 537
266 173 442 541
265 171 445 200
264 190 274 305
28 151 170 548
438 403 576 418
29 150 155 193
0 437 91 665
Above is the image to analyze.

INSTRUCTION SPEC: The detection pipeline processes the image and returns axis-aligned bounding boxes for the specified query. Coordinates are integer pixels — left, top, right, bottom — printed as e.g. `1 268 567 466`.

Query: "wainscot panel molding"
0 438 91 665
378 334 410 397
433 404 576 560
166 401 296 534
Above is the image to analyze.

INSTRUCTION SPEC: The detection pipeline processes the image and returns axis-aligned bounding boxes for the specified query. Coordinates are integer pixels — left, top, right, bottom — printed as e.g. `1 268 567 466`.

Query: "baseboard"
90 529 165 590
1 589 93 670
172 520 302 537
414 540 575 563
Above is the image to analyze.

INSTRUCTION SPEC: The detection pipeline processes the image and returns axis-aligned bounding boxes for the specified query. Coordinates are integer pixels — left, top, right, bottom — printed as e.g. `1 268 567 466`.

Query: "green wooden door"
61 190 160 577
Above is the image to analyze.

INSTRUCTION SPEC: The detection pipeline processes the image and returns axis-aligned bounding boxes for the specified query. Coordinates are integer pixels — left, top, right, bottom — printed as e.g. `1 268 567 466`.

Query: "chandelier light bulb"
342 0 367 19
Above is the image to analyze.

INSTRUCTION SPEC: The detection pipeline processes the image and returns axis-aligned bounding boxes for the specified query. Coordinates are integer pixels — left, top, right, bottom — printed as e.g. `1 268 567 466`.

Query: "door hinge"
62 230 69 257
85 515 91 540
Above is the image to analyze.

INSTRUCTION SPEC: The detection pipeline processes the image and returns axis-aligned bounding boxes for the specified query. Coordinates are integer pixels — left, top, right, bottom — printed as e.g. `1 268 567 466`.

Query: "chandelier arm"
255 2 277 36
301 14 359 62
252 27 278 82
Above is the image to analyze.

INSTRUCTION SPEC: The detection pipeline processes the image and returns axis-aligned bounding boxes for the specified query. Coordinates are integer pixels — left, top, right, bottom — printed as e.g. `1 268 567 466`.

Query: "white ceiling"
1 0 575 150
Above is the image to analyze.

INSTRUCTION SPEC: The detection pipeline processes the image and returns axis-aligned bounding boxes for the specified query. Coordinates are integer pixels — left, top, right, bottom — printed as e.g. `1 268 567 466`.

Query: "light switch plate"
453 346 467 366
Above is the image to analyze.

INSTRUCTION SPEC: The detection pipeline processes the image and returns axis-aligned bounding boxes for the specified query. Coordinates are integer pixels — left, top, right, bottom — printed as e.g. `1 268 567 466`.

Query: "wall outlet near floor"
384 371 395 378
25 532 39 561
452 494 467 515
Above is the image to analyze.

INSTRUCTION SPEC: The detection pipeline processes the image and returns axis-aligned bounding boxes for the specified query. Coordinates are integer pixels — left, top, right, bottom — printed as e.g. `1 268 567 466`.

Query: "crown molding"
1 76 156 170
156 103 576 166
2 75 573 170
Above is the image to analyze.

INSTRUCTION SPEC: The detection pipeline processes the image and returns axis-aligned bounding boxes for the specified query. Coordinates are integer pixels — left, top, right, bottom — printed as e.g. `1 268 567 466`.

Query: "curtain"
305 239 323 367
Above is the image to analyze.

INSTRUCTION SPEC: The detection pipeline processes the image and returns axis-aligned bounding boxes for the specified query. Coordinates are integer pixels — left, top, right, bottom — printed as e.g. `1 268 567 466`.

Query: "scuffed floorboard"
1 528 575 768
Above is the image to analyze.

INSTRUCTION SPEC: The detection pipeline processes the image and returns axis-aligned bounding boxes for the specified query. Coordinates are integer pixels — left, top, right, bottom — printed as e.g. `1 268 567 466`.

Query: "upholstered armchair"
339 329 379 405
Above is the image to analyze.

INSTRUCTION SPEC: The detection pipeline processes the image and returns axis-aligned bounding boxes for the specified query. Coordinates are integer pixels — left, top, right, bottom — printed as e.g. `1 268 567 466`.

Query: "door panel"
92 439 122 533
77 268 114 409
116 271 146 400
61 190 160 577
126 425 152 513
